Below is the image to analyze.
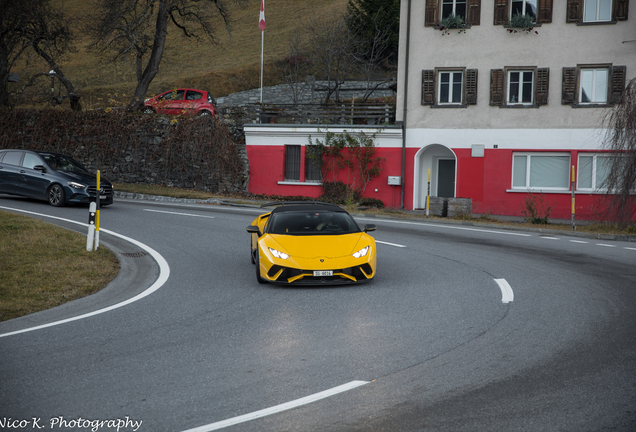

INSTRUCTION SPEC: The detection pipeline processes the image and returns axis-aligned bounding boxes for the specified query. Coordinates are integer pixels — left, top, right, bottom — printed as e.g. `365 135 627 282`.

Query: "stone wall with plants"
0 110 249 192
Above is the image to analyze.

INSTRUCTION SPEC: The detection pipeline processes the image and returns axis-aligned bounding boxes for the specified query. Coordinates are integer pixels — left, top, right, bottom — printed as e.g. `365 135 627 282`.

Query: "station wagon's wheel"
255 251 266 284
199 110 212 117
47 184 66 207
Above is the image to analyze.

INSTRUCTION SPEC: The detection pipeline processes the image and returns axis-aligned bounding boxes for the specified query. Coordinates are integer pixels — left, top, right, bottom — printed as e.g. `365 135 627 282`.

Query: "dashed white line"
0 206 170 339
540 236 560 240
376 240 407 248
625 247 636 251
494 279 514 304
569 240 588 244
144 209 215 218
597 243 617 248
180 381 370 432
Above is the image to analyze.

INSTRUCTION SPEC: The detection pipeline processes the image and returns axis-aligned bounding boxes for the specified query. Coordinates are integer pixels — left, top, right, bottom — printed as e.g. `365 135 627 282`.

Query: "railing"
223 103 396 126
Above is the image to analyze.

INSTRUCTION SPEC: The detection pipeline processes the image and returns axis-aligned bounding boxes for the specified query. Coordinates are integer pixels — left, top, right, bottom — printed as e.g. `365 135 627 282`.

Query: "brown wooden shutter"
614 0 629 20
566 0 581 23
465 69 478 105
490 69 504 106
538 0 553 23
422 70 435 105
562 67 577 105
494 0 509 25
610 66 627 104
466 0 481 26
536 68 550 105
425 0 439 27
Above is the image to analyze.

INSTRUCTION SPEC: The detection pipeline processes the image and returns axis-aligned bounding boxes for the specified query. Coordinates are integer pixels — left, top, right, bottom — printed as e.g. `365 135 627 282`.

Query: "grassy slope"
13 0 348 109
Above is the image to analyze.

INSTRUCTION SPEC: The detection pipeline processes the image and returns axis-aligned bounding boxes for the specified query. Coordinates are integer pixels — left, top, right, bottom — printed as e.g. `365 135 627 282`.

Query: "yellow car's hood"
268 233 367 259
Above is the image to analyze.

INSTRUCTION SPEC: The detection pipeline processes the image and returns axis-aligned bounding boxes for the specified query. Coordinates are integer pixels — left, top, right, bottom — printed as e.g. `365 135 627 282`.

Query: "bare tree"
0 0 77 109
89 0 246 112
348 10 393 103
602 78 636 227
304 10 356 103
280 33 305 104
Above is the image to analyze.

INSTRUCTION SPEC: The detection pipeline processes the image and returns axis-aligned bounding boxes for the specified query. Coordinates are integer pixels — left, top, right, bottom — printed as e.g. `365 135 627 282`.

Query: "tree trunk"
32 41 82 111
127 0 169 112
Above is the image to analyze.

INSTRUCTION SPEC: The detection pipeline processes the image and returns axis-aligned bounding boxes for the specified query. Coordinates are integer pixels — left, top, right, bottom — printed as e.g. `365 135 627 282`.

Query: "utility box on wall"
388 176 401 186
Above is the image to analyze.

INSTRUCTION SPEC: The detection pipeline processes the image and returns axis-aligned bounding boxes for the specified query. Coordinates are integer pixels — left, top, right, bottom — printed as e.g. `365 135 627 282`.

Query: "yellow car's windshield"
268 211 361 235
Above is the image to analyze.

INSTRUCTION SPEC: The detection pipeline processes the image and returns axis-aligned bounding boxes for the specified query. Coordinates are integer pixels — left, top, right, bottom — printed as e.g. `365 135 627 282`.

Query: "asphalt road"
1 196 635 432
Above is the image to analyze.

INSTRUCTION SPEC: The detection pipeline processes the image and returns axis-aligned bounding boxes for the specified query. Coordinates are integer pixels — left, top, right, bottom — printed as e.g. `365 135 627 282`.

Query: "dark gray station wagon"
0 149 113 207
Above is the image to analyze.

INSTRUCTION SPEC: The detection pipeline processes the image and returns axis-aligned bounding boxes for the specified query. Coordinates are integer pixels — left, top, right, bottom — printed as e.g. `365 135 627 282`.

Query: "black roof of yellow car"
264 201 346 214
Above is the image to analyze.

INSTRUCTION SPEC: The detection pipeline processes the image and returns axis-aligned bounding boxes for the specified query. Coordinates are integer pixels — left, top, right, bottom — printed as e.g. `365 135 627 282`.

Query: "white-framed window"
507 70 534 105
578 154 612 190
442 0 467 20
579 68 609 104
583 0 613 22
511 0 537 22
512 153 571 190
438 71 463 105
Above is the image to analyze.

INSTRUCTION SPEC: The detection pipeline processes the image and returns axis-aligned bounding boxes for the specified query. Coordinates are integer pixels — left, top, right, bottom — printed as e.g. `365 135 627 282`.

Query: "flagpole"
260 30 264 103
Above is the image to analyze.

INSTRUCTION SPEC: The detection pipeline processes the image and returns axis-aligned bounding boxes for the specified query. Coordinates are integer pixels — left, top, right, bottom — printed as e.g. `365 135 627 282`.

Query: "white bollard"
87 202 96 251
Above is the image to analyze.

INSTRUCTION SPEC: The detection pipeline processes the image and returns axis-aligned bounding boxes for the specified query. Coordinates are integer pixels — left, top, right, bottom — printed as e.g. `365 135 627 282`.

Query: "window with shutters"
495 0 553 26
490 67 549 107
562 64 626 107
425 0 481 28
422 68 478 108
566 0 629 24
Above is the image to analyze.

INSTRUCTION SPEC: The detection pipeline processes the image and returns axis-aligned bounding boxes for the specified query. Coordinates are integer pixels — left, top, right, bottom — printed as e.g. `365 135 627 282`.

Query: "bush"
521 193 552 224
359 197 385 208
319 181 361 205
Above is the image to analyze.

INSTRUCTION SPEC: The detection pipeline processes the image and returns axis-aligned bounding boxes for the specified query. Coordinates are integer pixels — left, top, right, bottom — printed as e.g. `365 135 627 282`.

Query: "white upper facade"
396 0 635 131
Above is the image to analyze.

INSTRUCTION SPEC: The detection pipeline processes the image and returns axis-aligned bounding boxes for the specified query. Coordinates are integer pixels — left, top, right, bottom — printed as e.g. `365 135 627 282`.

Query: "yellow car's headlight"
352 246 369 258
268 247 289 260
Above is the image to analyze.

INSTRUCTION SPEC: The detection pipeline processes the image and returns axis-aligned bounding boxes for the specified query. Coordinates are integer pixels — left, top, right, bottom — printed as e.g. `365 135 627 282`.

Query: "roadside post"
426 169 431 218
571 165 576 231
95 170 101 249
86 202 96 251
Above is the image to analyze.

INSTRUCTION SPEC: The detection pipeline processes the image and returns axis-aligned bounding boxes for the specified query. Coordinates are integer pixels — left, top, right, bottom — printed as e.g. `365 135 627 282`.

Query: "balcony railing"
223 103 396 126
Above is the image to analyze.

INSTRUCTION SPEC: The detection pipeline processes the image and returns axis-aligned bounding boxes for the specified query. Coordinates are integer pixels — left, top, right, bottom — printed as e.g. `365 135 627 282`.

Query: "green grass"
11 0 349 110
0 210 120 322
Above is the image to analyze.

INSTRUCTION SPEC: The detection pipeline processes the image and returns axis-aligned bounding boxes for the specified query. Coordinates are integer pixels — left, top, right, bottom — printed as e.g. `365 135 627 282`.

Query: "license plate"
100 195 107 199
313 270 333 277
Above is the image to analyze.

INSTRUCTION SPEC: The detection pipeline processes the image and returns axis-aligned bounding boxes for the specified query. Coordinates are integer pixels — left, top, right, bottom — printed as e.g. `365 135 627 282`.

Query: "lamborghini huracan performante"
247 202 377 285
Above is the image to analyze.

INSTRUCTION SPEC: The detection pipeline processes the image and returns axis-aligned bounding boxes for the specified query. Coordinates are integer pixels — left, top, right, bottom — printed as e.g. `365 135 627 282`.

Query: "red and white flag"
259 0 266 31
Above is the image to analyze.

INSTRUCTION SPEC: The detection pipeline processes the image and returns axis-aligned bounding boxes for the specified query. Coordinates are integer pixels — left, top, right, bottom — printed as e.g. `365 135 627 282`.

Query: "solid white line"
0 206 170 338
356 217 532 237
143 209 215 218
494 279 514 304
376 240 407 248
597 244 617 248
180 381 370 432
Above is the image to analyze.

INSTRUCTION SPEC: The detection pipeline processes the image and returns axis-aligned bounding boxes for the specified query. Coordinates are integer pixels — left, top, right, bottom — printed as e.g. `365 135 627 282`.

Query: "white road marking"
376 240 407 248
597 243 617 248
356 218 532 237
494 279 514 304
180 381 370 432
540 236 560 240
144 209 215 218
625 247 636 251
0 206 170 338
570 240 589 244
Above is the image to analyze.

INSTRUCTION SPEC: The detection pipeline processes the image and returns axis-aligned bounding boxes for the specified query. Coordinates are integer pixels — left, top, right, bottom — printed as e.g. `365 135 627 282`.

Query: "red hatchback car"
143 88 217 116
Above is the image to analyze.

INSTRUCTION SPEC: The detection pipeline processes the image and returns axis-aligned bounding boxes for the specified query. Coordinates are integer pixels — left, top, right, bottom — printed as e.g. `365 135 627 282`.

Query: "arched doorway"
414 144 457 209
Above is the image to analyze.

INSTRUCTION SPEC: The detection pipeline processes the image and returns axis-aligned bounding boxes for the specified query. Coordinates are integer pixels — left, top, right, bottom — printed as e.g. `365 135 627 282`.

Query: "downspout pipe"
400 0 412 209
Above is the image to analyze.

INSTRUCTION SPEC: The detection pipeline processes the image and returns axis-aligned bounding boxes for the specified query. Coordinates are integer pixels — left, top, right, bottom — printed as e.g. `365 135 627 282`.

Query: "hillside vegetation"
11 0 348 110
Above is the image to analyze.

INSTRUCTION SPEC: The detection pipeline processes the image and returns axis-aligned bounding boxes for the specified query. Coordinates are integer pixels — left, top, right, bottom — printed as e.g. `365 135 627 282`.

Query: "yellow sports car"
247 202 377 285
